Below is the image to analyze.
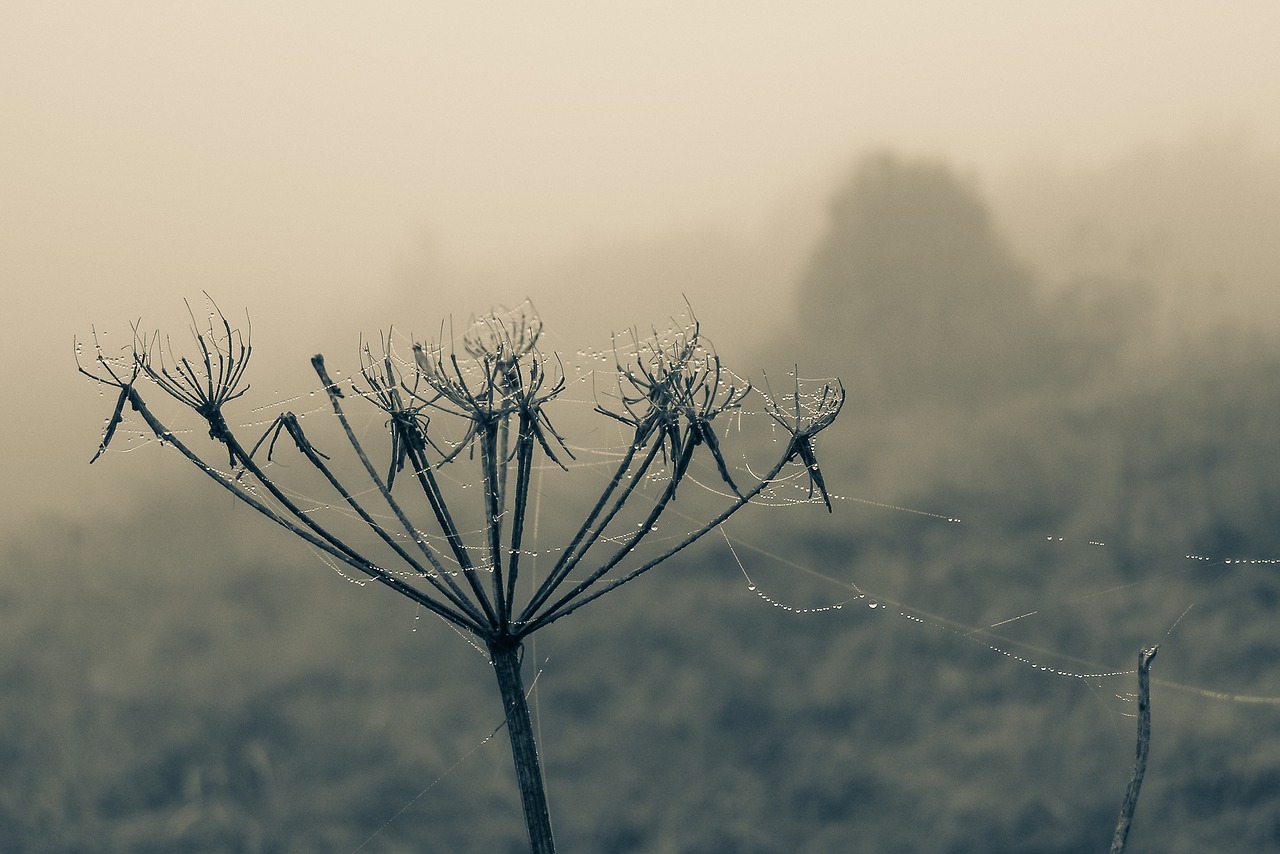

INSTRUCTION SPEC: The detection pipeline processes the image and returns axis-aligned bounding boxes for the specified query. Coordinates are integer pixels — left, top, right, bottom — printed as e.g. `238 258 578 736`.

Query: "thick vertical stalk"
489 639 555 854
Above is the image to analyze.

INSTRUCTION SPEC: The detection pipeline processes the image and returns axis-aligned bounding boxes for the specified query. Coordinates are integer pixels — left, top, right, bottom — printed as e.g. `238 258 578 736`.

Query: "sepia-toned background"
3 3 1279 851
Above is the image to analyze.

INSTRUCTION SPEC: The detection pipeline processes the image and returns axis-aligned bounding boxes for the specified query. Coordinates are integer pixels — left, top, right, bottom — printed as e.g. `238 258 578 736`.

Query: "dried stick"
1111 645 1159 854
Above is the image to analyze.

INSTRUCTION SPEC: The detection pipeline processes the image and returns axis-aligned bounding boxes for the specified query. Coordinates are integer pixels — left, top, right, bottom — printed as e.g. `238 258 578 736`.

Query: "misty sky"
3 2 1279 523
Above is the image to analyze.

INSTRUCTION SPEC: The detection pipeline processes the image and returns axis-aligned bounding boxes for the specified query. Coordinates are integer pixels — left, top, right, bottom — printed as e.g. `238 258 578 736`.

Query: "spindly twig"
1111 644 1159 854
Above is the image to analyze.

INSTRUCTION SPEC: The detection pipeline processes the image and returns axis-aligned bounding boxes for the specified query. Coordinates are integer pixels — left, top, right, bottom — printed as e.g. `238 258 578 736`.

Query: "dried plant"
78 297 843 853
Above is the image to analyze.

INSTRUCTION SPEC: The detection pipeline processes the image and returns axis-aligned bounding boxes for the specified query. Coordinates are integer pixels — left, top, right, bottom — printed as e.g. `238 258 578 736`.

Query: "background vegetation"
5 152 1279 852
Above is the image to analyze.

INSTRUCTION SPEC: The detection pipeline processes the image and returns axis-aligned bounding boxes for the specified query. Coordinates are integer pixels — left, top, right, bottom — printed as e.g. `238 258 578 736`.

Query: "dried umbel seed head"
132 297 252 466
594 318 751 495
762 372 845 511
134 298 252 418
463 301 543 366
398 305 571 472
350 333 451 483
763 373 844 439
82 296 845 638
601 320 731 427
411 304 561 418
75 327 141 463
81 295 848 854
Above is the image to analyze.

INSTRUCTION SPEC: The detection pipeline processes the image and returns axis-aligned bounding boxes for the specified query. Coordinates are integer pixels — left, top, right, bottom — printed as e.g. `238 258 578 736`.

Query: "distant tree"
794 153 1060 409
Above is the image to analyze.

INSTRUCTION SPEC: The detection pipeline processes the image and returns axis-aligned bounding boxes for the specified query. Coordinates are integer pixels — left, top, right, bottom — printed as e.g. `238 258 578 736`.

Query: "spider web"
84 299 1280 691
81 299 1280 846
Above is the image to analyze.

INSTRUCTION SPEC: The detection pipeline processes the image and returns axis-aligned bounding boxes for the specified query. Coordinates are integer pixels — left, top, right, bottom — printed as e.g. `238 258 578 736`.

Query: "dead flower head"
762 371 845 511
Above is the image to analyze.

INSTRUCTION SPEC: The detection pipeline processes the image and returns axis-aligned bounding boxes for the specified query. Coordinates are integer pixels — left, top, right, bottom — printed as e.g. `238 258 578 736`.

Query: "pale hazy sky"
3 2 1279 522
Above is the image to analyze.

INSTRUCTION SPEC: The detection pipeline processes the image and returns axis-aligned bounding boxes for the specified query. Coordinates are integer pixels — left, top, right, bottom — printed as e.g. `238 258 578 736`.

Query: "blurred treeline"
5 152 1280 852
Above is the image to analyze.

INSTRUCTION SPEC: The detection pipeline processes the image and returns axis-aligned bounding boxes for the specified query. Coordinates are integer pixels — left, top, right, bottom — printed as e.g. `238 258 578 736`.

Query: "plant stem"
1111 644 1158 854
488 639 555 853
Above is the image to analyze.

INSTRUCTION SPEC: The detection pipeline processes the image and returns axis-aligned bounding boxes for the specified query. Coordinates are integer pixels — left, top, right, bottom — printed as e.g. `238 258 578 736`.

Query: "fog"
8 6 1280 850
2 3 1278 524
